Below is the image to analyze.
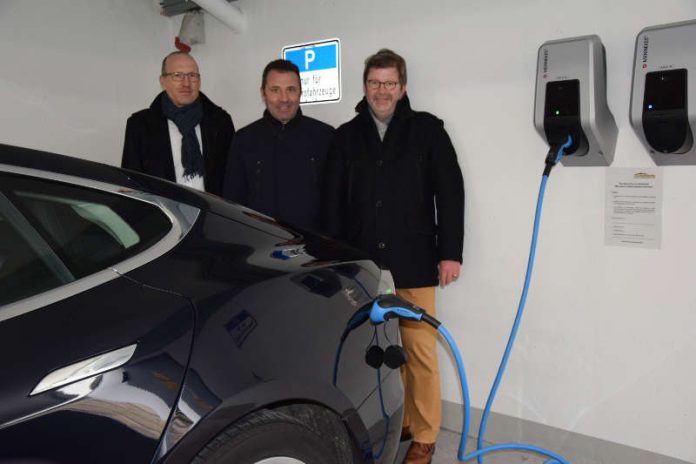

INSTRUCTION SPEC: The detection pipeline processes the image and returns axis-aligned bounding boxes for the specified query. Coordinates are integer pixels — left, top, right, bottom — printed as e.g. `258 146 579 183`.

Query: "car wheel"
192 409 351 464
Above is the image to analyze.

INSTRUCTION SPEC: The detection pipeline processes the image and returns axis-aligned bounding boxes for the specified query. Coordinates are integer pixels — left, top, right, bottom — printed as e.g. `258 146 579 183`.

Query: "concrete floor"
395 429 552 464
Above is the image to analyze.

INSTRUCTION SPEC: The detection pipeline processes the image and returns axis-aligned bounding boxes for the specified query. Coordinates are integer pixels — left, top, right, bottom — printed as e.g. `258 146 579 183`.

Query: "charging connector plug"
369 294 441 328
543 135 574 176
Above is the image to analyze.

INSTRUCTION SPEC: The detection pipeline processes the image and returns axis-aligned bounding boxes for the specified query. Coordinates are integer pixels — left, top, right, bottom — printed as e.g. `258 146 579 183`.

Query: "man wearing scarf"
122 51 235 196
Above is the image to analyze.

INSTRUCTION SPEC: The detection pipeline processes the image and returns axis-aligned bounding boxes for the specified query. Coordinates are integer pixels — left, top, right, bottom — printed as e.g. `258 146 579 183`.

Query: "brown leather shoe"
400 426 412 442
403 441 436 464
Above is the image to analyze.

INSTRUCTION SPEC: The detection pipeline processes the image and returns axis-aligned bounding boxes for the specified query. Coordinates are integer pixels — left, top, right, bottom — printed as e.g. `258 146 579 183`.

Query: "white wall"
0 0 176 162
2 0 696 461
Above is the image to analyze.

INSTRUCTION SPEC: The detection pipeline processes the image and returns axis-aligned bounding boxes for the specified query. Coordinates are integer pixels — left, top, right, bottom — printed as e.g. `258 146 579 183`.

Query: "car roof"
0 143 313 238
0 143 234 212
0 143 143 189
0 143 369 264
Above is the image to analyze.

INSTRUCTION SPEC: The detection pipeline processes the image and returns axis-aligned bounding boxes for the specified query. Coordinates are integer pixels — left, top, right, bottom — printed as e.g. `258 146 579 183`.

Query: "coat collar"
355 93 414 125
262 107 304 132
149 91 214 118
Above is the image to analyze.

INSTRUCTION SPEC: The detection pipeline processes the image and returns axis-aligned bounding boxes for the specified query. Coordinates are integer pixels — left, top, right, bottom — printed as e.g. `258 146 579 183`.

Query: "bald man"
122 51 235 195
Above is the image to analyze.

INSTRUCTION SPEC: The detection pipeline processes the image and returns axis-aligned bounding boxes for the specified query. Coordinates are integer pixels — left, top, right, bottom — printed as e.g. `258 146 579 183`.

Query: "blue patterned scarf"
161 92 205 178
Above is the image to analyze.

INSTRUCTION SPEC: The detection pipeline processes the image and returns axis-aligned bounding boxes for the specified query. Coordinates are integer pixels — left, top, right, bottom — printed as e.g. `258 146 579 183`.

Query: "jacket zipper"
253 160 262 201
347 160 354 204
310 157 317 184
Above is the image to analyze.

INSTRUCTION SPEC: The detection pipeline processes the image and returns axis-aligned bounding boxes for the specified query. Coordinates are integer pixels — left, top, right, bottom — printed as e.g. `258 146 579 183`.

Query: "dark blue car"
0 144 403 464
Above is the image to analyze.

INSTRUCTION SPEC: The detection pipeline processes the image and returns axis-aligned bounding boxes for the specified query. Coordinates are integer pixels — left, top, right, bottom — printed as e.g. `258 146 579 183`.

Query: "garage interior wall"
2 0 696 462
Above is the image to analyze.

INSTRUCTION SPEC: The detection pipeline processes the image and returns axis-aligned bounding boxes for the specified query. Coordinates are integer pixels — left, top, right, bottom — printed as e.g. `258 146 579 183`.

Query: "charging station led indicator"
544 80 580 119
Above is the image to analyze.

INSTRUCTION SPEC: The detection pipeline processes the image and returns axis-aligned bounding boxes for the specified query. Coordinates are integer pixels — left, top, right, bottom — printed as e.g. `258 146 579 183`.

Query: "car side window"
0 194 73 306
0 173 172 305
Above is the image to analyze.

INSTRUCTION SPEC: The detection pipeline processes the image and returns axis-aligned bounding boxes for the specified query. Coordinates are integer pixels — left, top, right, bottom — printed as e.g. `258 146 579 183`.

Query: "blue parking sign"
285 43 337 72
283 38 341 104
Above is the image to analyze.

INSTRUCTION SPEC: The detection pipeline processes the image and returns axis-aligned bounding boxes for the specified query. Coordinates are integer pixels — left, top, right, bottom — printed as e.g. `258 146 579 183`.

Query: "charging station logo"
542 48 549 78
642 36 649 68
634 172 656 179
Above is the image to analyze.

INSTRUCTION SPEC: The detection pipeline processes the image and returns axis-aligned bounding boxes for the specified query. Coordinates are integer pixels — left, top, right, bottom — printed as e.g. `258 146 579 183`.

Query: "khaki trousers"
396 287 440 444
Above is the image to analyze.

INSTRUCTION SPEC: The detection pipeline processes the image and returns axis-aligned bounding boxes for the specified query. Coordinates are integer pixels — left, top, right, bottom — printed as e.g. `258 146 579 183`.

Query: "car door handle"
30 344 137 396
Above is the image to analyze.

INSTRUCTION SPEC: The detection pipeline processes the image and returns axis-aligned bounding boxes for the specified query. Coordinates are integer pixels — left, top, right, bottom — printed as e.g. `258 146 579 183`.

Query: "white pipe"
194 0 246 33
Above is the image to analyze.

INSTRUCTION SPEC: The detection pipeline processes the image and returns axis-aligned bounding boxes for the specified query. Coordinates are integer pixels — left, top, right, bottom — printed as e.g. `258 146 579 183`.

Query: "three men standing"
122 52 235 196
123 49 464 464
223 59 333 230
323 49 464 464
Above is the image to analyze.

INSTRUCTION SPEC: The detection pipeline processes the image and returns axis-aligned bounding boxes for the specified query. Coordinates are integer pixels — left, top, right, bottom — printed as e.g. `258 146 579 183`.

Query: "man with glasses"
223 59 333 230
323 49 464 464
122 51 235 195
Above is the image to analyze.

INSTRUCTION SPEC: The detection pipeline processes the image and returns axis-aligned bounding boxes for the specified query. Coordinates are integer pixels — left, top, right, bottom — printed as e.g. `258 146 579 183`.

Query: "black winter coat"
323 96 464 288
223 110 333 230
121 92 235 196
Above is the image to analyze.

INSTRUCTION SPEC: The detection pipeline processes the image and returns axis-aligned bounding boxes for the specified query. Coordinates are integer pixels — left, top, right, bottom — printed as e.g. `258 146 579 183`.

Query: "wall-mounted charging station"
630 20 696 165
534 35 618 166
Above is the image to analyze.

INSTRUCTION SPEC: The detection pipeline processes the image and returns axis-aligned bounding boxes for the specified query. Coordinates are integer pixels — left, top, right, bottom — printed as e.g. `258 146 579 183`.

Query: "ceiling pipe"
193 0 246 33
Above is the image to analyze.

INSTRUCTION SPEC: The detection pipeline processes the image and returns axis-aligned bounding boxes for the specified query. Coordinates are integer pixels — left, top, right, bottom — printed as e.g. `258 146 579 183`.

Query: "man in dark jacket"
223 59 333 230
122 51 235 196
323 49 464 464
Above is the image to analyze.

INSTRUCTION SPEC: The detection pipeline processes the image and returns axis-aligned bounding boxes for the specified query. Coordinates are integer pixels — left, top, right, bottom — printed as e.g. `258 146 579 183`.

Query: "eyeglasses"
163 72 201 82
366 79 400 90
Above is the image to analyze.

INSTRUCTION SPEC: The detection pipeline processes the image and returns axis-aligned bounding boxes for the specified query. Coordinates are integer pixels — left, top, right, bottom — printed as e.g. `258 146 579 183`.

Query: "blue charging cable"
475 136 573 463
369 135 573 463
333 307 391 460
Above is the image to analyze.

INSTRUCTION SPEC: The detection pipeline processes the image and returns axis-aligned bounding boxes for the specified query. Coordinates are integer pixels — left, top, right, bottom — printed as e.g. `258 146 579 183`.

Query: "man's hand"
438 260 461 288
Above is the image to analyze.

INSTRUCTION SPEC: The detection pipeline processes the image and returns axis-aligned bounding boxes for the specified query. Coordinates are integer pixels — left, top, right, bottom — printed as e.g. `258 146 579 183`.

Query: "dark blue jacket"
223 110 333 230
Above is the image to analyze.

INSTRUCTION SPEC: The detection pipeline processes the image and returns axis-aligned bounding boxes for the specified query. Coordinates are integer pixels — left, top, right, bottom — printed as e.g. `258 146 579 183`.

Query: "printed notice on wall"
605 168 662 249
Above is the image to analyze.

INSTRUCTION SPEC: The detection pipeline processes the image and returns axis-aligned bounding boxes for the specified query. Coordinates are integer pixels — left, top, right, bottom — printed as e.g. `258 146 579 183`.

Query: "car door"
0 170 197 464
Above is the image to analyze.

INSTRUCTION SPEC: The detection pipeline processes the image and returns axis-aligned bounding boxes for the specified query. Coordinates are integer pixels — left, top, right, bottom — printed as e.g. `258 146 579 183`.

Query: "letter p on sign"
304 50 315 70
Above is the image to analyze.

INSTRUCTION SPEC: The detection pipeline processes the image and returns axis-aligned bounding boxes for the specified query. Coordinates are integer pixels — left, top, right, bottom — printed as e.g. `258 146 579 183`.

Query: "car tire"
192 408 351 464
